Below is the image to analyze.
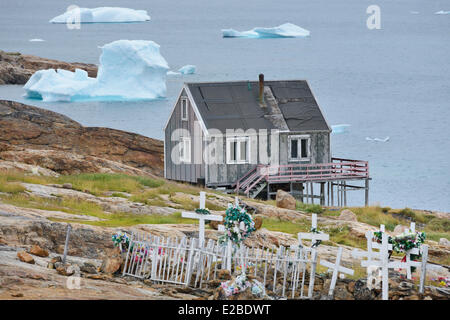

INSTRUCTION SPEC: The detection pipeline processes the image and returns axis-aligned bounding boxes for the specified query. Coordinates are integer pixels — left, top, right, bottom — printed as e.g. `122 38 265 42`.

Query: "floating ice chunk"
435 10 450 15
409 11 419 15
222 23 310 38
366 137 390 142
178 65 196 75
24 40 169 102
167 71 181 76
49 7 150 24
222 29 259 38
331 124 350 134
29 38 45 42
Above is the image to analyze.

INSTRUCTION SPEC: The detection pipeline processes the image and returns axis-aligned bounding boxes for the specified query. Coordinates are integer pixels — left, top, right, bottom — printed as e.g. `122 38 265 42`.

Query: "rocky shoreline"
0 100 164 177
0 50 97 85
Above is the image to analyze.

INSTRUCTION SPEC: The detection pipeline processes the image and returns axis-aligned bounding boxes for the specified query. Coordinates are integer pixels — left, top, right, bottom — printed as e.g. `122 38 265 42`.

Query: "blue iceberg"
222 23 310 38
331 124 351 134
24 40 169 102
178 65 196 75
435 10 450 15
49 7 150 24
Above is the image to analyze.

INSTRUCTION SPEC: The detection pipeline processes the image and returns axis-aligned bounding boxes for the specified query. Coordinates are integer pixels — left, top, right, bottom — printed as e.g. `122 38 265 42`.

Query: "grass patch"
0 176 26 194
0 193 105 216
56 173 164 195
296 202 324 214
49 211 199 228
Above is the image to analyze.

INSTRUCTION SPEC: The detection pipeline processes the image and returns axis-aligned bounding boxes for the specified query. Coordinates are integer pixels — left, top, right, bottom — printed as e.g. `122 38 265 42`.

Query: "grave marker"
320 247 354 297
182 192 223 248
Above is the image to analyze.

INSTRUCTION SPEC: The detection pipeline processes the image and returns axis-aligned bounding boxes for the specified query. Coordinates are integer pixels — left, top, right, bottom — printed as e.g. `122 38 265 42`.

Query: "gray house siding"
204 131 330 186
165 89 205 183
280 131 331 165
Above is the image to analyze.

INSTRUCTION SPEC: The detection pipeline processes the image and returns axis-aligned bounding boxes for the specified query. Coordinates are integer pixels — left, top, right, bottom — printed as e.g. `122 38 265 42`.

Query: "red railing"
235 158 369 196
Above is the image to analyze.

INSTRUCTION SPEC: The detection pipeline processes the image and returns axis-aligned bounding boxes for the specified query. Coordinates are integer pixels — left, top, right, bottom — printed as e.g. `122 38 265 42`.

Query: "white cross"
353 231 427 300
379 222 419 279
182 191 223 248
297 214 329 248
320 247 354 297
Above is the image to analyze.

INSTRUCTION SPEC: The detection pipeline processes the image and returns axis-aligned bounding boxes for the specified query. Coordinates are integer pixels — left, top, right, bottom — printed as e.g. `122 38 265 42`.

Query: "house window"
227 136 250 164
181 98 188 121
179 137 191 163
288 135 310 161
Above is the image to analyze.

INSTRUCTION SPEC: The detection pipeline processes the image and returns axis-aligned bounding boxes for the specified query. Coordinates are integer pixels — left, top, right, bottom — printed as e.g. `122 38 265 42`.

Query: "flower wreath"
195 208 211 215
112 232 130 252
373 230 426 271
219 203 256 246
220 273 265 298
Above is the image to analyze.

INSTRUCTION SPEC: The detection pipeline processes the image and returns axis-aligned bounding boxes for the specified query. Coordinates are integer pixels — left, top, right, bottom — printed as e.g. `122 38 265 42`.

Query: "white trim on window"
226 136 250 164
179 136 191 163
288 135 311 162
181 97 188 121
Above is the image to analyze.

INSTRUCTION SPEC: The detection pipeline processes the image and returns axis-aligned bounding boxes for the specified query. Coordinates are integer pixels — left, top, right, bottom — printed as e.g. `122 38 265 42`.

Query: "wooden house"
164 75 369 205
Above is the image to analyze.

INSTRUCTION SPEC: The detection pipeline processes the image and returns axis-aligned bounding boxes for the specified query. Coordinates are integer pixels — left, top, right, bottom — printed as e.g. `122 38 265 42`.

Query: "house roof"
186 80 331 133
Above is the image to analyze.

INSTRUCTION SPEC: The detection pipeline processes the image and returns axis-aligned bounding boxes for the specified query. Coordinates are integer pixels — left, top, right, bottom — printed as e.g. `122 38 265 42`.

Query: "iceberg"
331 124 350 134
24 40 169 102
435 11 450 15
178 65 196 75
222 23 310 38
167 71 181 76
49 7 150 24
366 137 390 142
29 38 45 42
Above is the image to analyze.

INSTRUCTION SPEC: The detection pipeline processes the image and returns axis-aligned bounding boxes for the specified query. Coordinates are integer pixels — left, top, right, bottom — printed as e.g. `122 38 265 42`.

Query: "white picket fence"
122 231 319 299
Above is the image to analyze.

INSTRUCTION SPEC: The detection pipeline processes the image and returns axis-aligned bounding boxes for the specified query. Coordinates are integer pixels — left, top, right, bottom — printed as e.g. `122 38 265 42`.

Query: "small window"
181 98 188 121
179 137 191 163
288 135 310 161
227 137 250 164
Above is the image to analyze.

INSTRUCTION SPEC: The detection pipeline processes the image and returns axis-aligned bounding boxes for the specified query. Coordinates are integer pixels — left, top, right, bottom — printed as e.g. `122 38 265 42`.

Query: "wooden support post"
365 179 369 206
267 183 270 200
343 181 347 207
62 224 72 264
311 183 314 204
320 182 325 206
306 183 309 203
331 182 334 207
327 182 330 206
299 183 304 203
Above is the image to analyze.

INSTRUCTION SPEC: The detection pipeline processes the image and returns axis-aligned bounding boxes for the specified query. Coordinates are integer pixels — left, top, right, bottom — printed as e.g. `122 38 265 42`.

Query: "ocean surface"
0 0 449 211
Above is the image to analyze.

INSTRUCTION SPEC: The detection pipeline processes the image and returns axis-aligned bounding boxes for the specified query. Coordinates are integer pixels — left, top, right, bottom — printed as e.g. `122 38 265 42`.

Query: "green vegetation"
49 212 198 228
0 176 26 194
0 170 448 245
296 202 324 214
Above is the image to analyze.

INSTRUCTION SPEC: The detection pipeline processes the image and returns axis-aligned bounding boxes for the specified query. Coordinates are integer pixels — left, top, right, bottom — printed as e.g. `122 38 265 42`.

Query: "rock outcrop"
0 50 97 85
276 190 296 210
0 100 164 177
338 209 358 222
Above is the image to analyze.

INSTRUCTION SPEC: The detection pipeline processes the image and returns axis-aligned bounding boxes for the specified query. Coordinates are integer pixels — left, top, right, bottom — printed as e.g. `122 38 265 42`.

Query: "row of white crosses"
299 214 355 297
352 223 430 300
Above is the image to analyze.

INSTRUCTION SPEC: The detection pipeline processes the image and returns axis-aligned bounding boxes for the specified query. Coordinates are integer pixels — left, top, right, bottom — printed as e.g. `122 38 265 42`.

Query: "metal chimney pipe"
259 73 264 104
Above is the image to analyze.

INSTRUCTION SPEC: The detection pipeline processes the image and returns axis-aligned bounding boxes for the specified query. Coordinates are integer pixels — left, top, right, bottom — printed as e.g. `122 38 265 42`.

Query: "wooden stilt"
331 182 334 206
344 181 347 207
365 179 369 206
300 183 304 203
306 183 309 204
320 182 325 206
311 183 314 204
